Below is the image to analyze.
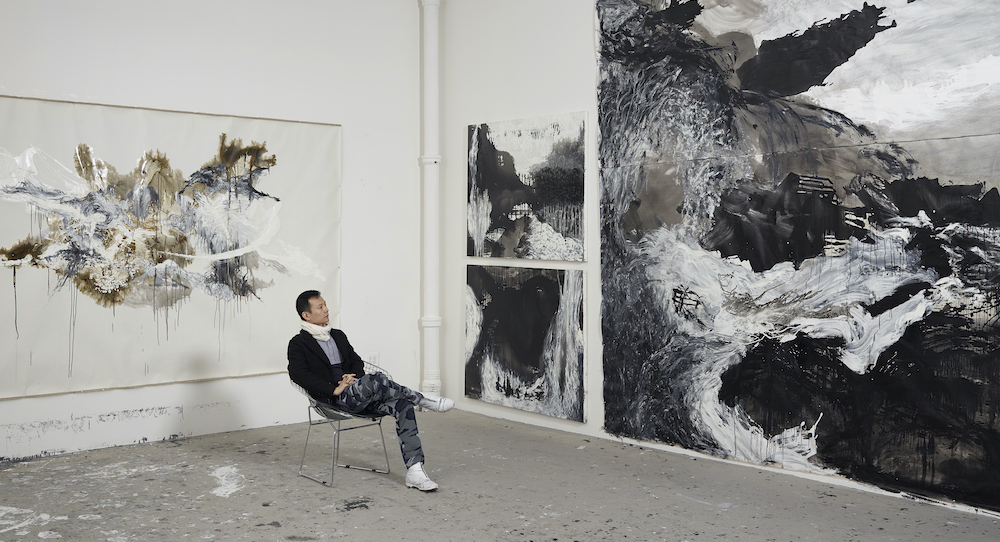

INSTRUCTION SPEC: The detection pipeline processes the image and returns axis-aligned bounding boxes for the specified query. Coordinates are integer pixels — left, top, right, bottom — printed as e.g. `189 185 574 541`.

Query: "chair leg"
335 417 390 474
377 420 391 474
300 407 339 486
299 410 390 486
298 408 312 477
329 419 341 484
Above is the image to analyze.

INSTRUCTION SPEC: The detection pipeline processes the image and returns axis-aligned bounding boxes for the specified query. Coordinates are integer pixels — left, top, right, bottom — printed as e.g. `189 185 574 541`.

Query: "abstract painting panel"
466 265 584 421
1 135 288 309
468 113 585 261
598 0 1000 509
0 96 339 397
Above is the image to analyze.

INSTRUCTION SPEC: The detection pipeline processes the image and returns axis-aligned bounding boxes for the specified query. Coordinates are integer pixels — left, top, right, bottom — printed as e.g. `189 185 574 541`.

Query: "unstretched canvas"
468 113 586 261
598 0 1000 509
466 264 584 421
0 96 340 397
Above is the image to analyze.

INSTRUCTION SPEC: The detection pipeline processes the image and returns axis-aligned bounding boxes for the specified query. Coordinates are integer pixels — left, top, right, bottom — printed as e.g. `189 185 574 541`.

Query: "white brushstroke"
785 299 930 375
6 147 90 196
520 215 583 261
257 239 324 279
210 466 245 498
161 200 280 261
541 269 585 419
479 349 547 415
465 284 483 364
482 113 584 174
805 54 1000 136
467 124 492 257
696 1 1000 137
468 189 492 257
635 214 959 470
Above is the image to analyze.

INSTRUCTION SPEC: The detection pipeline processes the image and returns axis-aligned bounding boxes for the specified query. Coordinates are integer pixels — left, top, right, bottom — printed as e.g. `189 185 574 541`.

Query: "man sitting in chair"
287 290 454 491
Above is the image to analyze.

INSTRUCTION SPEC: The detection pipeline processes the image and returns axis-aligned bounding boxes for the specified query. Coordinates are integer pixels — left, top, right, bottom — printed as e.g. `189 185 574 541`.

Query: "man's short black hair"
296 290 321 320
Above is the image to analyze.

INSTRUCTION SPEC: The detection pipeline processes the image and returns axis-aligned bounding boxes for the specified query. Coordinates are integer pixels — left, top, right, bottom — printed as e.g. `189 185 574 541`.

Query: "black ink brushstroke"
884 177 996 227
467 124 537 258
720 316 1000 510
738 3 896 97
704 173 862 272
534 165 584 205
181 135 277 202
466 265 561 397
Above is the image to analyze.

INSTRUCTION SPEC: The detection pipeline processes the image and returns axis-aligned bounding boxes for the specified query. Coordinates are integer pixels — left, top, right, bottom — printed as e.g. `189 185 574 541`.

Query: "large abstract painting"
0 96 339 397
1 134 289 309
468 113 586 261
598 0 1000 509
466 265 584 421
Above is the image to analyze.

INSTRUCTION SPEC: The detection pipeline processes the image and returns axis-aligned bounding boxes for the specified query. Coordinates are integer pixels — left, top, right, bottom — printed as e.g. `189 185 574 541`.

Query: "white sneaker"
405 462 439 491
418 394 455 413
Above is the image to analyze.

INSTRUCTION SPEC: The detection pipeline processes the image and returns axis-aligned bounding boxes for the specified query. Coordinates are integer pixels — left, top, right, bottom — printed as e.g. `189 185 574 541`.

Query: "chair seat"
313 401 381 422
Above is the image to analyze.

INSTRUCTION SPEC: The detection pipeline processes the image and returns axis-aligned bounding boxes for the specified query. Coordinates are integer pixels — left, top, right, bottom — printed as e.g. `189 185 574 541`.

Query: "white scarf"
301 320 333 342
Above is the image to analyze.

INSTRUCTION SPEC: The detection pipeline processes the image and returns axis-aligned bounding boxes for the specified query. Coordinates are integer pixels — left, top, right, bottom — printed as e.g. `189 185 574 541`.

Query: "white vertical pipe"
419 0 442 396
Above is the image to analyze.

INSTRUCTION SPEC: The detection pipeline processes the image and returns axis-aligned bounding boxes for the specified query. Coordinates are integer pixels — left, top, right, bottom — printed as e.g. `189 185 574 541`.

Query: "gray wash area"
1 409 997 541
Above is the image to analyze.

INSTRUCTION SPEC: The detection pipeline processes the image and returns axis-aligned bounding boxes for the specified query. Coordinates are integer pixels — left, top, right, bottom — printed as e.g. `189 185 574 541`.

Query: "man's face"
302 295 330 326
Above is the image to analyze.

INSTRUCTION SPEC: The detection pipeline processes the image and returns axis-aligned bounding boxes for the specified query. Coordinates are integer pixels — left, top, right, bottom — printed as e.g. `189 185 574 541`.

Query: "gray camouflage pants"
335 372 424 468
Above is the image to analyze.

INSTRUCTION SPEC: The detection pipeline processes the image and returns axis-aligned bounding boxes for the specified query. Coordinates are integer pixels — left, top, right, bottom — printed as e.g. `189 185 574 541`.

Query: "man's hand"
333 373 358 395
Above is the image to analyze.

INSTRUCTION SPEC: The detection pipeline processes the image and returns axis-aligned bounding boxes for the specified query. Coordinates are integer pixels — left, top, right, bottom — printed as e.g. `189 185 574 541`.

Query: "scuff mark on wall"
1 405 185 460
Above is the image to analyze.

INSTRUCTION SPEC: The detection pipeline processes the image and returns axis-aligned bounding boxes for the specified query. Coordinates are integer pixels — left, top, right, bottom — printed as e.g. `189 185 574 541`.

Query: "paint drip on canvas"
598 0 1000 509
0 134 316 311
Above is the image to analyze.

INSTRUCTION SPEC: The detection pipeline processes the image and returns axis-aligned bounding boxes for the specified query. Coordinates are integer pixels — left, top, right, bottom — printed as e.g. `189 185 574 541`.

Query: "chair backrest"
363 361 392 381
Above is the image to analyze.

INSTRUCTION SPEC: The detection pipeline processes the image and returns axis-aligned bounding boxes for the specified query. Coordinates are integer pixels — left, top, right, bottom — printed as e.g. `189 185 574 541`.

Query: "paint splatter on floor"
210 466 246 498
0 412 996 541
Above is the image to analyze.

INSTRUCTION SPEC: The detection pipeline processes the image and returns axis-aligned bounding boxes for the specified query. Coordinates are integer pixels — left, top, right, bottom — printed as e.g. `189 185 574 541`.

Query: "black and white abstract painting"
466 265 584 421
598 0 1000 509
468 113 586 261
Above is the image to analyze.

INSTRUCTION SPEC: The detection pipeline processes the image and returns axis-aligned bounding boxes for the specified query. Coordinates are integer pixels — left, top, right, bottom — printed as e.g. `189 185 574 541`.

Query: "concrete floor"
1 409 998 542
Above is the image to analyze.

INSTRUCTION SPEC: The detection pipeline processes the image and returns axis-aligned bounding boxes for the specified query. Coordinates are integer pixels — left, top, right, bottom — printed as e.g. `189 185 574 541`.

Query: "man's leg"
338 372 425 467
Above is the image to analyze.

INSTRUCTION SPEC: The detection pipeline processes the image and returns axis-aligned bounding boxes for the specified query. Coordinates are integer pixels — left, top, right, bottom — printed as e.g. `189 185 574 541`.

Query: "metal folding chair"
293 364 392 486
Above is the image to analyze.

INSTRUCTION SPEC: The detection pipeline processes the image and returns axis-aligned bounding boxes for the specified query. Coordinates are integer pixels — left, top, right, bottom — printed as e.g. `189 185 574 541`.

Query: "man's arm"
287 335 337 400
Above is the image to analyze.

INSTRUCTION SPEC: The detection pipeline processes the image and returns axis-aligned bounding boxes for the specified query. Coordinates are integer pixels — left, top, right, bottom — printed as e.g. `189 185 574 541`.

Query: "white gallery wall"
0 0 423 457
0 0 611 460
439 1 606 436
